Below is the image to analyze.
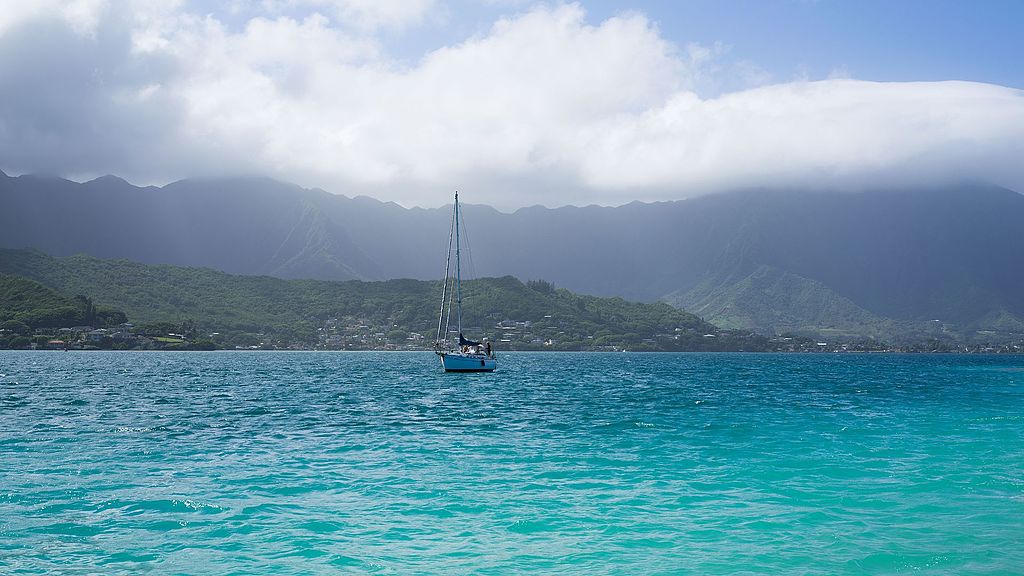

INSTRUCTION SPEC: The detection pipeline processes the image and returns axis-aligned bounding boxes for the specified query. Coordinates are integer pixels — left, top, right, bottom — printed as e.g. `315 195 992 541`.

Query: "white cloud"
0 1 1022 208
151 3 689 199
0 0 108 37
569 80 1024 195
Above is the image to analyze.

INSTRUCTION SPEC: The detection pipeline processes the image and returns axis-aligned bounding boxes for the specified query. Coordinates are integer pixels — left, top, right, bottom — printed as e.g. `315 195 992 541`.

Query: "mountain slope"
668 265 898 339
0 249 764 351
0 174 379 281
663 187 1024 338
2 171 1023 339
0 274 74 318
0 274 126 329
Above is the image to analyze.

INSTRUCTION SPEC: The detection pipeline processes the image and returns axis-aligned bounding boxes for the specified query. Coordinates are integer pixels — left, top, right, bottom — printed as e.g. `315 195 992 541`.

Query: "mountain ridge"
2 173 1022 341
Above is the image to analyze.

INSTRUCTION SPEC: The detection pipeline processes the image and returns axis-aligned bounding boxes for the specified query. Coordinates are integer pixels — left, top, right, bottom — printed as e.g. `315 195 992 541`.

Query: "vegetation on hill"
0 249 768 351
5 175 1024 345
0 274 124 329
0 273 217 350
667 263 1024 345
669 265 899 338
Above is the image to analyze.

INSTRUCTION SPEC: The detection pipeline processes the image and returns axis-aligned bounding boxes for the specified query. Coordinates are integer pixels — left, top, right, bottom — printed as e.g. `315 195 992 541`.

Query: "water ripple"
0 351 1022 573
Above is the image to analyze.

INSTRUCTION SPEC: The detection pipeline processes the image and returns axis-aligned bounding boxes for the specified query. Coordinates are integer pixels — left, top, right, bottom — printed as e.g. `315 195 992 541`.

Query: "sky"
1 0 1022 208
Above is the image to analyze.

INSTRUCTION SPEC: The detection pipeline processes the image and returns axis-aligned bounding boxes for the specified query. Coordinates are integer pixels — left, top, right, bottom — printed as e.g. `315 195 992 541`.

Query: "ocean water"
1 351 1023 574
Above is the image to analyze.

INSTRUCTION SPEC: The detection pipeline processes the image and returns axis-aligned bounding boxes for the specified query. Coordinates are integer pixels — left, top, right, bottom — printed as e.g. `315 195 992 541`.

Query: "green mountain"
4 172 1024 341
0 275 74 320
668 265 898 338
0 249 767 351
0 274 126 333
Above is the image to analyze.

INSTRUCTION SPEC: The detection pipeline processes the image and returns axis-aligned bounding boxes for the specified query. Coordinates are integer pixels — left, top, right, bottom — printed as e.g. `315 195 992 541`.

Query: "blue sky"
580 0 1024 87
1 1 1022 207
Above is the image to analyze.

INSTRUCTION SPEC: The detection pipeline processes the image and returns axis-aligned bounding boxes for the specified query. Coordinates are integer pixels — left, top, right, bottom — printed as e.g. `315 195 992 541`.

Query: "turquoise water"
2 352 1023 574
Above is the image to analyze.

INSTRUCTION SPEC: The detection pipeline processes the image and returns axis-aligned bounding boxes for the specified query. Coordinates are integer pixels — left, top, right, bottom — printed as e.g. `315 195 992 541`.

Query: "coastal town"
7 315 1021 354
313 317 1024 353
2 322 214 351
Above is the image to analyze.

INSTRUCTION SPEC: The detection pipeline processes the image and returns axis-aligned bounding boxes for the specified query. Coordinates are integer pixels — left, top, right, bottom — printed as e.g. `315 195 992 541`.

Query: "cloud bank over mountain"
1 1 1022 207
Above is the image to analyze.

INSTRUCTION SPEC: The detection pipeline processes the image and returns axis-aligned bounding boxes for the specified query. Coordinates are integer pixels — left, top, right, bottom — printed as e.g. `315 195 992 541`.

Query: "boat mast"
455 191 462 337
436 203 455 347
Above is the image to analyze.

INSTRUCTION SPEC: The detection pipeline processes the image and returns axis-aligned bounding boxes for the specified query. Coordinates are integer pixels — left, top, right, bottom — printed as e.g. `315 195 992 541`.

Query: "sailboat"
434 192 497 372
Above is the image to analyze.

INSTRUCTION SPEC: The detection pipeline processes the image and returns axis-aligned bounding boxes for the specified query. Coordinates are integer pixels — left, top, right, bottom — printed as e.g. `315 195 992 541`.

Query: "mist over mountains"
2 170 1022 341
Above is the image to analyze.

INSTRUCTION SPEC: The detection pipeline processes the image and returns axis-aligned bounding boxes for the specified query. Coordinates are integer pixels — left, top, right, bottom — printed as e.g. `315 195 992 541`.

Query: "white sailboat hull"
437 352 496 372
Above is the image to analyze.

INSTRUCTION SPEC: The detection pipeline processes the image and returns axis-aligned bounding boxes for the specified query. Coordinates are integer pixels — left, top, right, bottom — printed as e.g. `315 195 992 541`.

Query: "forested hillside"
4 172 1023 341
0 275 125 329
0 250 767 351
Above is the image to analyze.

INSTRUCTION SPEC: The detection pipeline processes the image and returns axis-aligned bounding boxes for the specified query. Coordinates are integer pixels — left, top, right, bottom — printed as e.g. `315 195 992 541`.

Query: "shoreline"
4 348 1023 355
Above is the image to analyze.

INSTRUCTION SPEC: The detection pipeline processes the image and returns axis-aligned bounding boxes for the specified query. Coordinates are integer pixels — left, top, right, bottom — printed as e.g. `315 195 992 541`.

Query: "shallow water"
2 351 1023 574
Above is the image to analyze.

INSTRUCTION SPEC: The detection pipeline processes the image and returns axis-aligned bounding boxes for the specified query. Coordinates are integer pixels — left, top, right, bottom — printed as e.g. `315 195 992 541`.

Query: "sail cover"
459 333 481 347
